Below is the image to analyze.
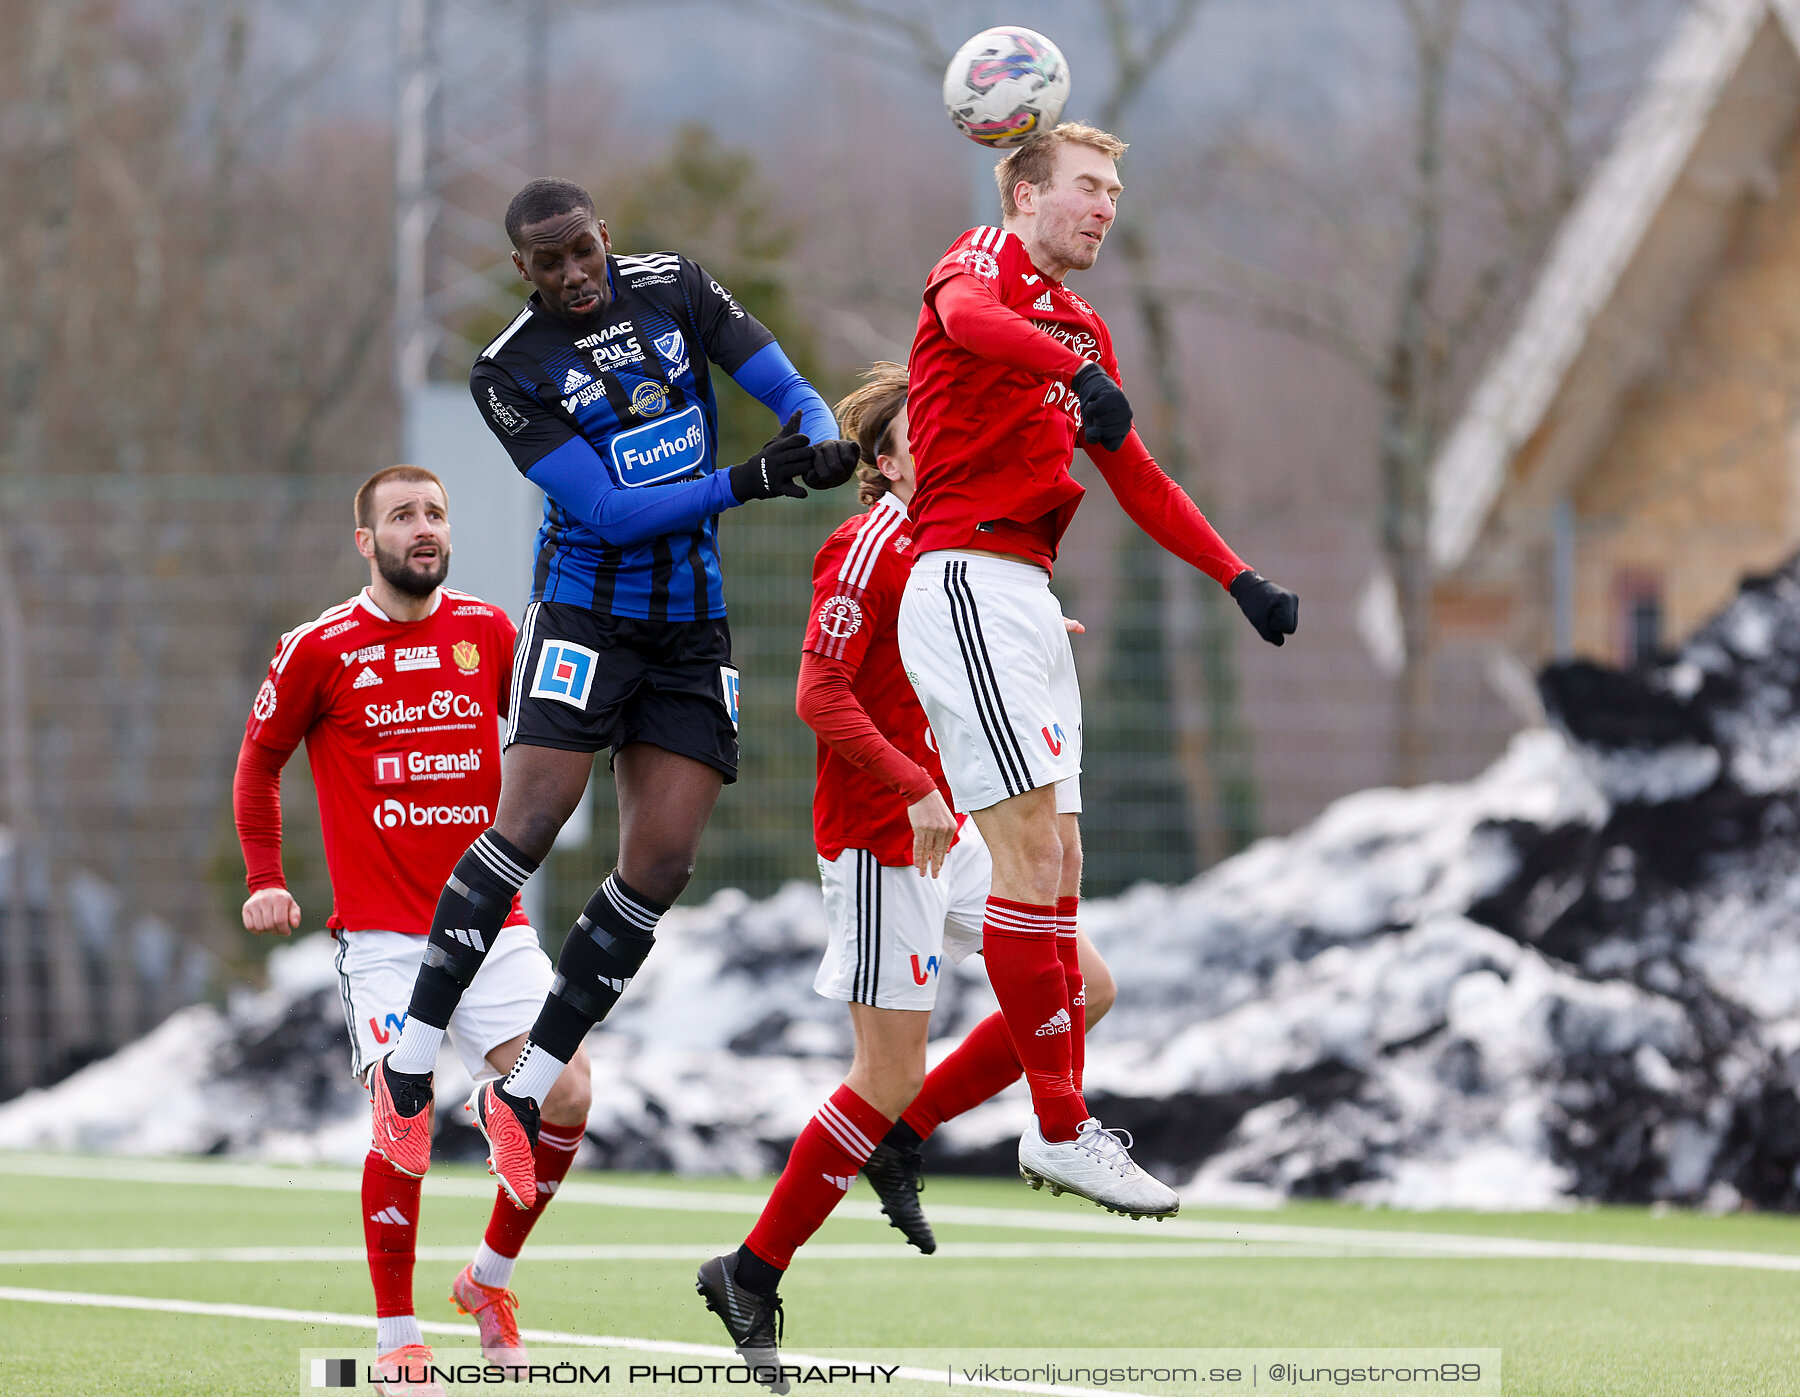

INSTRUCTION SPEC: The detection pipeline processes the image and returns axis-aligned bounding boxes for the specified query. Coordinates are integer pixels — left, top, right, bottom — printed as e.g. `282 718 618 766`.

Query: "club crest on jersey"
957 248 1000 279
252 679 278 720
608 404 706 487
530 641 599 709
630 380 668 419
720 665 740 730
452 640 480 674
652 329 688 376
817 594 863 641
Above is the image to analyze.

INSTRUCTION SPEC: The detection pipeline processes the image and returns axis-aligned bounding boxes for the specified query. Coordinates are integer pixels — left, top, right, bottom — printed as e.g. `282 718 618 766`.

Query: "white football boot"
1018 1116 1181 1219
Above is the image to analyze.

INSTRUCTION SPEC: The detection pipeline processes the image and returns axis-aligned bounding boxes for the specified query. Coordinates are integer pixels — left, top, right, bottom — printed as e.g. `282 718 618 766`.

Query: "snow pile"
12 563 1800 1209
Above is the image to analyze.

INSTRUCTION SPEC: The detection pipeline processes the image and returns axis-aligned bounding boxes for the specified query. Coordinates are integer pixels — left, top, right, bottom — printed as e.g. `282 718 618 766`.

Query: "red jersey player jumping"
696 365 1121 1387
897 124 1298 1219
234 466 593 1394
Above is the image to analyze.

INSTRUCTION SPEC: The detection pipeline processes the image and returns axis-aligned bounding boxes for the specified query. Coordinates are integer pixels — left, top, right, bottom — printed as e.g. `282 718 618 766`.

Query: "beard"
375 540 449 597
1052 229 1101 271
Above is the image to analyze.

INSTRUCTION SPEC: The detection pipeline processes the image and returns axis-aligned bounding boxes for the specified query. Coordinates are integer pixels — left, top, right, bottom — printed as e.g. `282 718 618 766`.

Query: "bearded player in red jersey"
898 124 1298 1219
697 366 1121 1387
234 466 593 1393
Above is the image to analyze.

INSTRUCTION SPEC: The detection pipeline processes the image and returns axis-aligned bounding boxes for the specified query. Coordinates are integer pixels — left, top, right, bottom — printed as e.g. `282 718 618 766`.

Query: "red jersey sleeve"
245 630 328 753
803 512 897 668
236 629 329 893
1084 430 1251 588
931 275 1089 381
796 653 937 804
234 736 289 892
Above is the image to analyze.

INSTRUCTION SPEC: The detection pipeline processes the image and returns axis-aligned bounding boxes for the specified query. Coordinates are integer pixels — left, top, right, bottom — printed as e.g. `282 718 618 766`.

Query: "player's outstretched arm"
730 342 861 492
472 363 743 546
233 734 302 935
525 433 742 544
932 273 1088 377
1085 431 1298 646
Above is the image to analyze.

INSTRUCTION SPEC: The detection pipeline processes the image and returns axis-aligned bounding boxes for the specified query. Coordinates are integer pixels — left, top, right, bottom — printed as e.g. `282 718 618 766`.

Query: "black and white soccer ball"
943 27 1071 149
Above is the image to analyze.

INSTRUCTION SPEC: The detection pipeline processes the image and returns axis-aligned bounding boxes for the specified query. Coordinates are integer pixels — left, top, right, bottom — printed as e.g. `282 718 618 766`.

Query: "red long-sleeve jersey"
234 587 528 935
907 225 1249 585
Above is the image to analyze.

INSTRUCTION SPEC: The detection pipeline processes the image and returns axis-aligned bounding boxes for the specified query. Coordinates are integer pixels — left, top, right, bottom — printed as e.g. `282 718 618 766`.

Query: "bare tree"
0 0 393 1091
1177 0 1622 784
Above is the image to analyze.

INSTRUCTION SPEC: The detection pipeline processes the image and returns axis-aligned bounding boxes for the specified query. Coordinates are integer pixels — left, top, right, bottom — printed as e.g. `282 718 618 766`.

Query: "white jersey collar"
357 586 442 623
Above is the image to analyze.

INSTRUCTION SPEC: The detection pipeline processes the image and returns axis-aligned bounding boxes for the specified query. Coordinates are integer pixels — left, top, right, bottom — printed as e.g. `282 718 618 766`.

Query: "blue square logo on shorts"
720 665 740 730
531 641 599 709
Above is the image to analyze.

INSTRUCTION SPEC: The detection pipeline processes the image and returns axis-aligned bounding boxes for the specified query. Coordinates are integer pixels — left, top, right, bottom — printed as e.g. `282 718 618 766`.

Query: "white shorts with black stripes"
813 822 991 1011
898 550 1084 814
333 925 553 1083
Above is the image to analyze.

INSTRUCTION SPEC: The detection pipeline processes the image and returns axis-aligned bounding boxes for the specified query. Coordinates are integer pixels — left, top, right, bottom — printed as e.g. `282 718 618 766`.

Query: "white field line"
6 1152 1800 1273
0 1285 1147 1397
0 1242 1361 1266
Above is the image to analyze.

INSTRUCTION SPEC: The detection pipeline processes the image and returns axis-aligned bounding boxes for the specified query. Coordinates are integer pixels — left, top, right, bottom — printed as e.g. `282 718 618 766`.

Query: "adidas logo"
1033 291 1053 312
538 1179 558 1196
368 1206 410 1226
444 928 486 951
1035 1007 1073 1038
822 1173 856 1191
352 666 382 689
562 366 593 392
597 974 630 993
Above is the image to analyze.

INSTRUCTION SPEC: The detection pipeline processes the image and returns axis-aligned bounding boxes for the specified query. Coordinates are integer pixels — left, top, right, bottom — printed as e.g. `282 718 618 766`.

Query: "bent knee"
1083 970 1117 1025
627 856 696 907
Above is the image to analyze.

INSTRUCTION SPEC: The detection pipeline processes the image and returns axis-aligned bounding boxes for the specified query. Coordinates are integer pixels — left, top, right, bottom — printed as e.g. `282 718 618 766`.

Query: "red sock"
482 1121 584 1261
1056 896 1085 1095
362 1149 422 1318
745 1085 892 1270
980 896 1085 1141
901 1011 1022 1140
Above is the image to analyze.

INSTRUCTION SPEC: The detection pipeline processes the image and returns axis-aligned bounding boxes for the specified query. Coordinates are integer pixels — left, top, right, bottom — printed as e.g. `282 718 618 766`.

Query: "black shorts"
506 602 740 782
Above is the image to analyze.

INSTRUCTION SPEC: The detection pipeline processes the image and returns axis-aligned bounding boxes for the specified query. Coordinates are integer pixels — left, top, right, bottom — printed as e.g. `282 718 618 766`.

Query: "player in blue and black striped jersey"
374 179 861 1213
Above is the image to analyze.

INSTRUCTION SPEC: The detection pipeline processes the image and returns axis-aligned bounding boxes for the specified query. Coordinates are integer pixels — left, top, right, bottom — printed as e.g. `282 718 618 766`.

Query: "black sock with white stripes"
387 830 538 1075
529 871 665 1061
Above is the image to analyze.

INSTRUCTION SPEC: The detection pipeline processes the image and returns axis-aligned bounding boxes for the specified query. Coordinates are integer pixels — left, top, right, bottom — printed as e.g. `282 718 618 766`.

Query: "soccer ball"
943 27 1070 149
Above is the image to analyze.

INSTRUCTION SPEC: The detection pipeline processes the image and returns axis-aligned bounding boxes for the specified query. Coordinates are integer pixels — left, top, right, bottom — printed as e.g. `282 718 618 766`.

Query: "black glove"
1072 361 1132 451
803 438 861 491
1230 570 1299 646
728 411 813 502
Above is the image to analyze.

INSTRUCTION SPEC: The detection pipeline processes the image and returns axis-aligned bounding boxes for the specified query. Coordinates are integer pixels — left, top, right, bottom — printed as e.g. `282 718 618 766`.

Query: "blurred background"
5 0 1777 1104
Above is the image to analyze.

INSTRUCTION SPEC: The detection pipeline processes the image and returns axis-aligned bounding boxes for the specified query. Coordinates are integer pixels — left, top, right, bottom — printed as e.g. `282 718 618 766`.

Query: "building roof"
1429 0 1800 571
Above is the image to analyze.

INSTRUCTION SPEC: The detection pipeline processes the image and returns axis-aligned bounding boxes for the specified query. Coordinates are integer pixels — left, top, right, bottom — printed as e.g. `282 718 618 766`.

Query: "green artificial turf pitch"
0 1153 1796 1395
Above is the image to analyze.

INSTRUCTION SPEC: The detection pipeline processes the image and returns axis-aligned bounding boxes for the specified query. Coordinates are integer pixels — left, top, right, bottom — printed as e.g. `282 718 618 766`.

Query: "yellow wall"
1570 132 1800 663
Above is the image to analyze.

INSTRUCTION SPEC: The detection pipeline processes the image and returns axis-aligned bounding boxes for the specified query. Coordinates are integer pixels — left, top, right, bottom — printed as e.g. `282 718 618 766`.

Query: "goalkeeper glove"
1072 361 1132 451
1230 570 1299 647
728 411 813 502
